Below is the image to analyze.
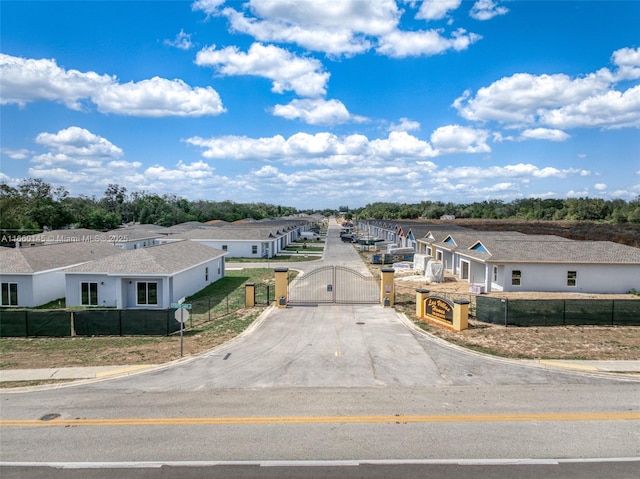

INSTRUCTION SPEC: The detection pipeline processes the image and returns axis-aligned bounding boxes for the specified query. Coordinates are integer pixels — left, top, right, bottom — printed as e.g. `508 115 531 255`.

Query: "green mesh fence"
120 309 175 335
564 300 614 326
476 297 640 326
475 296 506 324
74 310 121 336
613 301 640 326
507 300 565 326
0 310 28 337
26 310 72 337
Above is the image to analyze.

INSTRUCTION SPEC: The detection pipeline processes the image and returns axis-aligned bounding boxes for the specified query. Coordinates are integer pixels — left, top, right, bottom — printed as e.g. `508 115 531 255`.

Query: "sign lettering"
425 296 453 324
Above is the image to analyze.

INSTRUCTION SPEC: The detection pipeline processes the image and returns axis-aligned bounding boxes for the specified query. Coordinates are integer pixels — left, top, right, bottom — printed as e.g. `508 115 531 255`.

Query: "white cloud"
594 183 607 191
0 53 113 109
218 0 399 57
389 117 421 132
1 148 32 160
272 98 365 125
191 0 225 16
430 125 490 153
35 127 123 159
416 0 461 21
0 53 225 117
186 130 438 165
377 28 481 58
453 70 614 125
452 48 640 133
144 160 215 181
520 128 570 142
611 47 640 80
11 124 608 208
439 163 591 183
540 85 640 129
469 0 509 21
92 77 225 117
164 29 194 50
196 43 329 97
222 7 370 57
207 0 482 59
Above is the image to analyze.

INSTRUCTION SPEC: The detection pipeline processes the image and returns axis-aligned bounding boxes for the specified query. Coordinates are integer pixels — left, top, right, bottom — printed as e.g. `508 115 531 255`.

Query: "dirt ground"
392 270 639 361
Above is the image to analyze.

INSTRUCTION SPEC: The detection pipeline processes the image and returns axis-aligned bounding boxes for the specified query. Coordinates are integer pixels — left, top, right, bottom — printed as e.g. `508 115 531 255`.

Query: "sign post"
173 303 191 357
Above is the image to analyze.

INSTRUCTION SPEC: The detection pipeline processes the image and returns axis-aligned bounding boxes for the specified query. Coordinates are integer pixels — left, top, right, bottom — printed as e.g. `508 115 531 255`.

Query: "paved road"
1 218 639 475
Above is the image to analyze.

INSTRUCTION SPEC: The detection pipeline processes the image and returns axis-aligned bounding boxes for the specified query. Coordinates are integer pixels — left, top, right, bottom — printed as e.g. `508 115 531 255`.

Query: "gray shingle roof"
478 238 640 264
171 227 284 241
418 230 640 264
0 242 125 274
64 240 226 275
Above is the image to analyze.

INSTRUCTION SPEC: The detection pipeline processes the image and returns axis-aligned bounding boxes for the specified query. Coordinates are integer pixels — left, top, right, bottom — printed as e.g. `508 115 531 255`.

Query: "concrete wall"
171 258 225 306
192 239 279 258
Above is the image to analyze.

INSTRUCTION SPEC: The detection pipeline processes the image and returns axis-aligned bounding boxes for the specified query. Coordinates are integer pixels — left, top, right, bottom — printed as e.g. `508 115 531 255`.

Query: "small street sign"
171 302 192 309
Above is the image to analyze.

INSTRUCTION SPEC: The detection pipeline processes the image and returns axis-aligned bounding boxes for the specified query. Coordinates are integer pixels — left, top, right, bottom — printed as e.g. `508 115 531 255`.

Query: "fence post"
245 283 256 308
610 300 614 326
415 289 429 318
502 298 508 326
380 268 395 307
274 267 289 308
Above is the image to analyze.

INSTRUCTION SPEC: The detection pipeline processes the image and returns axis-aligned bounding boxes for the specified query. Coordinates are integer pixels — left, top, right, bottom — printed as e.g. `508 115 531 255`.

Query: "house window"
436 251 443 261
81 282 98 306
222 245 228 251
493 266 498 282
252 245 258 255
205 267 209 281
137 282 158 305
567 271 577 287
1 283 18 306
511 270 521 286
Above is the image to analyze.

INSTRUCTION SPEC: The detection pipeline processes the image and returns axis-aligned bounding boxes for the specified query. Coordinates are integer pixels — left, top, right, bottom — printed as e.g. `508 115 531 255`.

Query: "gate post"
245 283 255 308
274 267 289 308
415 289 429 318
380 267 395 307
452 299 470 331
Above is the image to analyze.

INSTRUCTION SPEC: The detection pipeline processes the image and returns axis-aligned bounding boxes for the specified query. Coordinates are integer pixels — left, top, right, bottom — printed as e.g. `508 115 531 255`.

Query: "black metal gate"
254 284 273 305
288 266 379 304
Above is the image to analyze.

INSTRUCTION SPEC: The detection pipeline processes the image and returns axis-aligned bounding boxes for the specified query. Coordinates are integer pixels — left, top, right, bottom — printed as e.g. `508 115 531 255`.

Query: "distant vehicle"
300 231 320 241
341 234 356 242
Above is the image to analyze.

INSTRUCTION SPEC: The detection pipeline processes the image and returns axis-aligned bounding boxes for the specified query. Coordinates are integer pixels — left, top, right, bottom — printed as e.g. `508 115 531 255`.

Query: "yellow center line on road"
1 412 639 428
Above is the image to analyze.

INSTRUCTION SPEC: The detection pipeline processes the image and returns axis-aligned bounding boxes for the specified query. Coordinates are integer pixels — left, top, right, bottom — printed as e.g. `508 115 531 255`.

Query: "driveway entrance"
288 265 379 304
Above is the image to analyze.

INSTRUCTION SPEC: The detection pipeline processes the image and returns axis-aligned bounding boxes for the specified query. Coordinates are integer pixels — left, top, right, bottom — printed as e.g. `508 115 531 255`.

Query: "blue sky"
1 0 639 210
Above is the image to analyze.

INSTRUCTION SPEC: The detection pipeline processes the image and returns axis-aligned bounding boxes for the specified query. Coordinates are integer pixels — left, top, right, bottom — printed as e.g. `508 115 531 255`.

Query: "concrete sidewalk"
1 360 639 385
0 365 157 383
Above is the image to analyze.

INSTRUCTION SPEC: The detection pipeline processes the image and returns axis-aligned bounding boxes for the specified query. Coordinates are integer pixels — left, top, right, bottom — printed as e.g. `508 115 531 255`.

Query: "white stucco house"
0 242 125 308
64 240 227 309
417 231 640 294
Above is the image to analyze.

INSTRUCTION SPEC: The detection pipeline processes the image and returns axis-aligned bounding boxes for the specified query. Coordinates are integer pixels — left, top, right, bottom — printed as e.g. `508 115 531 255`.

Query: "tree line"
2 179 639 237
352 197 640 222
0 179 298 234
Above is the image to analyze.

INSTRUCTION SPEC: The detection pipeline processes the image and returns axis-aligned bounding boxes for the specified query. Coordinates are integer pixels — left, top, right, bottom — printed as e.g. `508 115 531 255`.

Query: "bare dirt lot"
393 273 640 361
